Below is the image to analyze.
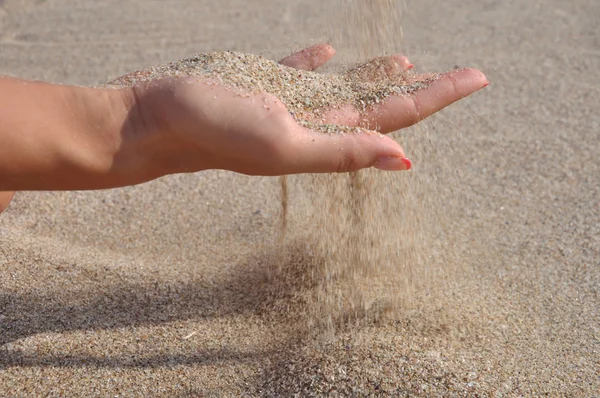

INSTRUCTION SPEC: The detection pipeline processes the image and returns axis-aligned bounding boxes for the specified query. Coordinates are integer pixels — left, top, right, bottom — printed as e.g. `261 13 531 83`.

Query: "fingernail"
482 81 490 88
407 64 414 69
374 157 412 171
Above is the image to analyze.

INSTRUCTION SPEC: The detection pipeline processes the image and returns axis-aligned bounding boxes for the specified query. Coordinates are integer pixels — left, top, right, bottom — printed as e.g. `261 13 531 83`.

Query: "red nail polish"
407 64 414 69
482 81 490 88
402 158 412 170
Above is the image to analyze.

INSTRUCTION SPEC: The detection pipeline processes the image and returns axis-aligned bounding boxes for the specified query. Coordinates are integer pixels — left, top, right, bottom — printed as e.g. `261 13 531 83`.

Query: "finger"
278 43 336 71
0 191 15 214
362 68 489 133
344 54 413 82
282 125 410 174
395 54 414 71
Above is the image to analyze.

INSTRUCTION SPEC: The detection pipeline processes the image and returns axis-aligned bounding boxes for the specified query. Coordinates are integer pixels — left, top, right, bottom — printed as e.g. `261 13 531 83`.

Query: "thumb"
284 125 411 174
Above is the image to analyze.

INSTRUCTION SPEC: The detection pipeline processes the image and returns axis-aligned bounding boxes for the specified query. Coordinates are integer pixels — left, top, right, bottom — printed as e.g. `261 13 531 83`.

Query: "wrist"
0 77 172 191
123 79 210 177
53 85 159 189
97 86 167 187
63 85 180 189
115 83 196 184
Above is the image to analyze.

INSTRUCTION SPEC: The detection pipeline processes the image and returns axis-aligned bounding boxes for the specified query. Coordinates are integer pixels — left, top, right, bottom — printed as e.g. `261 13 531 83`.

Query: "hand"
0 44 488 214
132 44 488 177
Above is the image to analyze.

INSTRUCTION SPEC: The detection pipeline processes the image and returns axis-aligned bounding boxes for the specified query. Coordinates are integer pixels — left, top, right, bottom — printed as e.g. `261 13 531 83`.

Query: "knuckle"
408 95 422 126
336 139 362 173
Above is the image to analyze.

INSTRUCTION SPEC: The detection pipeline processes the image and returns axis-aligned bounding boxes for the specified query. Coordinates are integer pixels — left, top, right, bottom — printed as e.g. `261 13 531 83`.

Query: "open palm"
133 44 487 177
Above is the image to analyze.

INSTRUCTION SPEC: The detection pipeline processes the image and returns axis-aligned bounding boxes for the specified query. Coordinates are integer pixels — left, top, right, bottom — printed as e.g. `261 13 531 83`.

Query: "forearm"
0 77 162 191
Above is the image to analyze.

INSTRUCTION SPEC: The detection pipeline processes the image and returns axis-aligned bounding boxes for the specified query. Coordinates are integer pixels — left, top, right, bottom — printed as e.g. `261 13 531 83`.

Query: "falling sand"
279 0 445 331
257 2 494 393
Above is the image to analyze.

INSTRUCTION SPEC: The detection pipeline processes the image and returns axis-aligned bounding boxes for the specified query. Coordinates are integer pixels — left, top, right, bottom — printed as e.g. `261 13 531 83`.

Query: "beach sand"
1 0 599 396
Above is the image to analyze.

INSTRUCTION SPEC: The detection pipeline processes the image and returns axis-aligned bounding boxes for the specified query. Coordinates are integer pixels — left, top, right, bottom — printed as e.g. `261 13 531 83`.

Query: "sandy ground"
1 0 599 396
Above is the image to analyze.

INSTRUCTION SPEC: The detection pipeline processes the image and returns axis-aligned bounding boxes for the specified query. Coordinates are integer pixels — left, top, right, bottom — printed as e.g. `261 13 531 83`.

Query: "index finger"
363 68 489 133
